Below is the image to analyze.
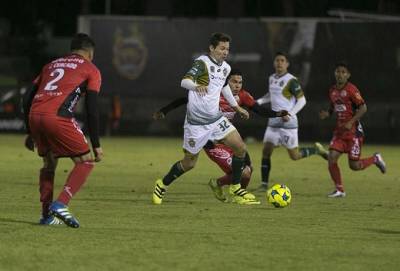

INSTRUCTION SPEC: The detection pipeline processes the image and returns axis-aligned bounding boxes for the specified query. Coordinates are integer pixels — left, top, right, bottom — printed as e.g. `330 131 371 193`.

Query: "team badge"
223 68 228 76
340 90 347 97
188 138 196 148
112 24 148 80
279 80 284 87
210 66 215 73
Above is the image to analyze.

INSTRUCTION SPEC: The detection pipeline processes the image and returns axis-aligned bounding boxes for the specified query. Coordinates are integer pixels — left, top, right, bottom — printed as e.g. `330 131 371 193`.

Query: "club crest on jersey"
210 66 215 73
223 68 228 76
112 24 148 80
279 80 284 87
188 138 196 148
340 90 347 97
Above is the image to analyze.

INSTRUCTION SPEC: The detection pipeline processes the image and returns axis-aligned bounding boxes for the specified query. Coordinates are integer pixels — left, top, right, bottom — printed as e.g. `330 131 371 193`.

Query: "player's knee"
181 159 196 171
43 159 57 171
233 142 247 157
289 153 300 161
262 146 273 158
349 161 360 171
328 153 338 163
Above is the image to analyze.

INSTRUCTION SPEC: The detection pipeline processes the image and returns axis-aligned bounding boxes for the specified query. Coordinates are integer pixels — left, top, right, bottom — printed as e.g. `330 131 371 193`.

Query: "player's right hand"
235 106 249 120
195 85 208 96
152 111 165 120
319 110 330 120
282 115 291 122
277 110 289 117
94 147 103 162
24 135 35 152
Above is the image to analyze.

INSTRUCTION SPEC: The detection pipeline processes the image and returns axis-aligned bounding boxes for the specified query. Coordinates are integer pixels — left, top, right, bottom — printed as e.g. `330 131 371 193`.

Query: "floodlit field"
0 134 399 271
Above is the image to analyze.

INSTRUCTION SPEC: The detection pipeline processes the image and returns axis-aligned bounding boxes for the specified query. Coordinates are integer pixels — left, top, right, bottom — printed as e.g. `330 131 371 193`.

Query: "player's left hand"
94 147 103 162
343 121 353 130
152 111 165 120
24 135 35 152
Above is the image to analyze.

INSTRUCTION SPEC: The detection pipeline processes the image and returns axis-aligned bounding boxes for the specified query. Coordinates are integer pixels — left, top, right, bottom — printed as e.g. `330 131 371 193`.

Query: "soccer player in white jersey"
256 52 328 191
152 33 260 205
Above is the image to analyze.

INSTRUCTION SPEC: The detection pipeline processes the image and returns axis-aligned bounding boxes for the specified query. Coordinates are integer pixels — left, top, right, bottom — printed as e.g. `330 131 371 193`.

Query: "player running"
23 33 103 227
152 32 260 205
319 62 386 198
153 68 287 202
256 51 328 192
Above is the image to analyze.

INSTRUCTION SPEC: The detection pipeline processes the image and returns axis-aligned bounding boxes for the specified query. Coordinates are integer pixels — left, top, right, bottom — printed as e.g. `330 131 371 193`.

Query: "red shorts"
329 135 364 160
29 114 90 158
204 144 233 174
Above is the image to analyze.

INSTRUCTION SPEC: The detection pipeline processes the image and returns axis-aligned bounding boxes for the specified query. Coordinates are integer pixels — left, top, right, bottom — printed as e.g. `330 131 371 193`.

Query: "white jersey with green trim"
267 72 304 129
184 55 231 125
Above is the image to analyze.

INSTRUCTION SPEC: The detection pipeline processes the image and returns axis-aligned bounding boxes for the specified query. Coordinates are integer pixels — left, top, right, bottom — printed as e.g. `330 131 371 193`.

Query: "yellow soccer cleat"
152 179 167 205
315 142 328 160
229 184 260 205
208 179 227 202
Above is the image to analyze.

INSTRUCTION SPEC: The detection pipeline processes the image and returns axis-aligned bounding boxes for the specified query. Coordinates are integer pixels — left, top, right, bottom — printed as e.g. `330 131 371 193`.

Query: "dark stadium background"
1 0 399 143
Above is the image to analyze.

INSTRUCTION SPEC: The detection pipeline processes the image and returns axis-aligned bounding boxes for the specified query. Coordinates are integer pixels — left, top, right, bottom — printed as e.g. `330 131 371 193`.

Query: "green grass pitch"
0 134 399 271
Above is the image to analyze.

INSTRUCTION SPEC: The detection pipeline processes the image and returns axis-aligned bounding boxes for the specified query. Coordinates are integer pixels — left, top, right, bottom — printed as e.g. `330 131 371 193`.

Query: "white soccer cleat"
374 153 386 174
327 190 346 198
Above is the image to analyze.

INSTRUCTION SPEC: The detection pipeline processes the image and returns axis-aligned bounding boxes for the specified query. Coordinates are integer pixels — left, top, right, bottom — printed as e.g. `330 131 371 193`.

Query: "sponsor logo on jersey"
188 138 196 147
334 104 347 112
112 24 148 80
209 148 231 159
340 90 347 97
210 74 226 81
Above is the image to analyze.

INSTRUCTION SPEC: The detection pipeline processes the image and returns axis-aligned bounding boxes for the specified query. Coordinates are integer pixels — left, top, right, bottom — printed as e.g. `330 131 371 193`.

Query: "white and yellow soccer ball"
266 184 292 208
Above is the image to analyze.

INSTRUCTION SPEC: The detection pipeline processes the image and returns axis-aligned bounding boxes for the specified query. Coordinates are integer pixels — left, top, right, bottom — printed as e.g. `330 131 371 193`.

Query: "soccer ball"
266 184 291 208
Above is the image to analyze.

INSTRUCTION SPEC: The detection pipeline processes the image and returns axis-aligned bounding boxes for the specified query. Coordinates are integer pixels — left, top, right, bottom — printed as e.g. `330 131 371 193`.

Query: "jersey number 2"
44 68 65 91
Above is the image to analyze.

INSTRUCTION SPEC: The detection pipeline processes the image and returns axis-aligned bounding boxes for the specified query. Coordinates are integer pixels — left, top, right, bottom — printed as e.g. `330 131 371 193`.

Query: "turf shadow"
0 217 37 225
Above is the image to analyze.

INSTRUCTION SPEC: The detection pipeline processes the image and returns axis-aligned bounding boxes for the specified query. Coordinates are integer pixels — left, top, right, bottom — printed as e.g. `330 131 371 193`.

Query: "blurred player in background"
153 68 287 202
23 33 103 227
256 52 328 192
152 33 260 205
319 62 386 198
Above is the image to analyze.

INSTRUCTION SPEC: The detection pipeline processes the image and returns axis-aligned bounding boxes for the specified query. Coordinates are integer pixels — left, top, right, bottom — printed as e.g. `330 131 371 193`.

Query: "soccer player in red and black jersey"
23 33 103 227
153 68 286 202
319 62 386 198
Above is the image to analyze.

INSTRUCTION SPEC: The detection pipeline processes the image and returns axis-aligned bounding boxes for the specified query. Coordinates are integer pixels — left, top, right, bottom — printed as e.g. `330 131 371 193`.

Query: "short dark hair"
228 68 242 78
275 51 289 61
70 33 95 51
209 32 231 48
335 61 350 71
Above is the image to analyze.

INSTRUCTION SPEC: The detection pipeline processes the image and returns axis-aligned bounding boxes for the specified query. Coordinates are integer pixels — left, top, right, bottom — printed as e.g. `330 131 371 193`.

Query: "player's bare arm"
22 82 39 151
319 109 330 120
343 103 367 130
153 97 188 120
85 90 102 162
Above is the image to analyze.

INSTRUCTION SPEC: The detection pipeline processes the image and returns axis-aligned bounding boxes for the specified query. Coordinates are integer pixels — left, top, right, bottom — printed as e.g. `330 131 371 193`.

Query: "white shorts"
183 116 237 154
263 126 298 149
